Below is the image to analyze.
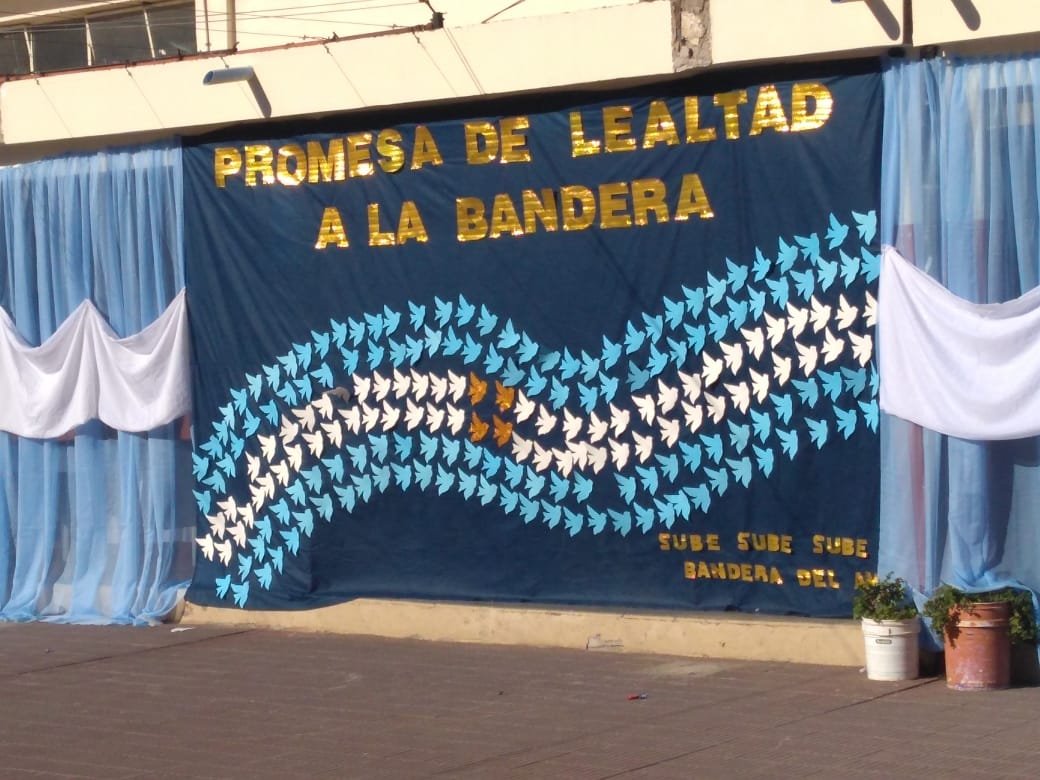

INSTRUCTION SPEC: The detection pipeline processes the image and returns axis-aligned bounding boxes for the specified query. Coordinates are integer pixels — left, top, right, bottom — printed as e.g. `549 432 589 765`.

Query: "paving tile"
2 624 1040 778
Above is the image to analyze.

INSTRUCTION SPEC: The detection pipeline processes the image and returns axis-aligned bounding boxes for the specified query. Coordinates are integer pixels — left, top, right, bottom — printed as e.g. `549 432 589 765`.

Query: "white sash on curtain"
0 289 191 437
879 245 1040 440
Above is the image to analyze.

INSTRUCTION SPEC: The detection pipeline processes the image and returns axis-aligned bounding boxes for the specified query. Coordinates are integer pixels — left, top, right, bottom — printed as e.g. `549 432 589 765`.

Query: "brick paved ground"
1 622 1038 779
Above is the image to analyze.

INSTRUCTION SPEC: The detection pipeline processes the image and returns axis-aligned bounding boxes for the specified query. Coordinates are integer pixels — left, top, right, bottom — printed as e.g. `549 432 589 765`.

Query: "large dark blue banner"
184 69 882 616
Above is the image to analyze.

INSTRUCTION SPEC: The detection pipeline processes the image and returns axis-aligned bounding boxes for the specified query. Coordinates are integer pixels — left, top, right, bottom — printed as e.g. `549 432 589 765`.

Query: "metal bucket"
862 618 920 681
944 601 1011 691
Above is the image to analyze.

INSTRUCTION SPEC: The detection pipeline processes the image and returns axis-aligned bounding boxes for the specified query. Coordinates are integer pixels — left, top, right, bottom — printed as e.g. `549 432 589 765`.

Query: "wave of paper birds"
193 210 881 606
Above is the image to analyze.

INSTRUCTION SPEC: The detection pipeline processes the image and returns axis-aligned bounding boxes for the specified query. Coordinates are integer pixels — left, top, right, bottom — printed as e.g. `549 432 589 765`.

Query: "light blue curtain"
0 143 193 624
880 56 1040 642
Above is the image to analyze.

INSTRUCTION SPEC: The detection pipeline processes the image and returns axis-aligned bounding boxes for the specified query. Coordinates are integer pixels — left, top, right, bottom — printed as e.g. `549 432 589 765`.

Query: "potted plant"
853 574 920 681
922 584 1037 690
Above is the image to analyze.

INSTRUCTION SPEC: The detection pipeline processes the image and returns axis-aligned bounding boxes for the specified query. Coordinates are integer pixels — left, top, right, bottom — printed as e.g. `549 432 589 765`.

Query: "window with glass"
0 2 197 76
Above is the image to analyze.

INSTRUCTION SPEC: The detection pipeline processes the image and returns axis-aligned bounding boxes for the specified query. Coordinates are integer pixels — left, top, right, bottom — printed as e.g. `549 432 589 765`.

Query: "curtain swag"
879 245 1040 440
0 289 191 438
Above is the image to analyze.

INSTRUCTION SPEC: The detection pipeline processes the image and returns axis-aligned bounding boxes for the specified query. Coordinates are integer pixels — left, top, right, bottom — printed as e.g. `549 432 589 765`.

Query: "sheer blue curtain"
880 56 1040 641
0 143 193 624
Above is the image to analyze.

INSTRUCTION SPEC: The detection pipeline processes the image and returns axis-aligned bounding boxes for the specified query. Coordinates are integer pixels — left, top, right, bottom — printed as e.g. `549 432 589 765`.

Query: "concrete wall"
912 0 1040 47
8 0 1040 161
0 1 676 155
711 0 905 64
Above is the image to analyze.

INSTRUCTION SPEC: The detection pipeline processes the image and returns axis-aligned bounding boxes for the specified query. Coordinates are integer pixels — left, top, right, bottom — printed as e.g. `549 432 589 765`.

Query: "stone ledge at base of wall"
181 599 865 667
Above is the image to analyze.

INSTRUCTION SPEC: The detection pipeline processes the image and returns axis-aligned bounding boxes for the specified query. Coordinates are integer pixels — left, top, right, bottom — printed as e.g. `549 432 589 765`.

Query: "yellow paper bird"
495 381 515 412
493 415 513 447
468 372 488 405
469 411 490 442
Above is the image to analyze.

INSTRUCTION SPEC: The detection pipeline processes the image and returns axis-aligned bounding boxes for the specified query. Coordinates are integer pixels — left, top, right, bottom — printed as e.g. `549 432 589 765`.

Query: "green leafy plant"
922 584 1038 645
853 573 918 621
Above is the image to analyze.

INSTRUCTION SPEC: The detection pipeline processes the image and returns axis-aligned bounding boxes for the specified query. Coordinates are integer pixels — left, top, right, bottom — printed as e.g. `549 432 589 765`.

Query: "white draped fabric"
879 245 1040 440
0 289 190 438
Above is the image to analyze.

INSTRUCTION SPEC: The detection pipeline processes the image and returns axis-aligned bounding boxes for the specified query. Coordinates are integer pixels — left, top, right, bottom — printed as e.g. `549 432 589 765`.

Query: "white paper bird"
553 449 575 477
786 302 809 338
678 370 702 402
765 311 786 348
563 408 583 441
536 405 557 436
809 296 831 333
279 418 300 445
533 443 553 472
322 419 343 448
303 430 325 458
864 291 877 327
514 391 536 423
405 400 425 431
352 375 371 404
447 370 466 402
750 368 770 402
430 374 448 402
196 535 214 561
372 371 391 402
796 342 818 377
256 473 275 500
821 328 844 364
587 445 608 473
656 380 678 414
609 404 630 436
658 417 680 447
217 496 238 520
250 483 267 512
721 341 744 373
772 353 792 386
285 443 303 470
701 353 724 387
850 331 873 366
634 394 656 425
293 404 316 432
361 403 380 432
567 440 589 470
836 294 858 331
393 369 411 399
609 438 631 470
228 522 247 548
511 433 533 462
725 381 751 414
339 406 361 434
633 431 654 463
411 370 429 400
703 391 726 424
259 434 277 462
682 401 704 433
247 452 261 482
271 461 290 486
380 401 400 431
447 405 466 434
215 539 232 565
741 326 765 360
312 393 334 421
426 404 445 432
587 412 608 443
207 513 226 539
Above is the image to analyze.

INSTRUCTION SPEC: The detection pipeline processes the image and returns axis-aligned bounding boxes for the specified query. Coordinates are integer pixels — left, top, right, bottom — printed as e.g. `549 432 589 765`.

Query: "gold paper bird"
495 381 515 412
493 415 513 447
470 411 490 442
468 372 488 405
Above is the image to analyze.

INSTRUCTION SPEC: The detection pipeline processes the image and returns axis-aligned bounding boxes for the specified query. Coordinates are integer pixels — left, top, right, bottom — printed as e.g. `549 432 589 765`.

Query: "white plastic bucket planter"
861 617 920 681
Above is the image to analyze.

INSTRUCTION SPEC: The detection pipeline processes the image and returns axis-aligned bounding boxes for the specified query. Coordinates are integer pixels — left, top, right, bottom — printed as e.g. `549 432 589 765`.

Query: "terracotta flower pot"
943 601 1011 690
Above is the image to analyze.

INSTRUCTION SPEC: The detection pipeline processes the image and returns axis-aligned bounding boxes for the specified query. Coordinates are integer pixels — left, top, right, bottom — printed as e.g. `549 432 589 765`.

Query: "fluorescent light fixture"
202 66 255 85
